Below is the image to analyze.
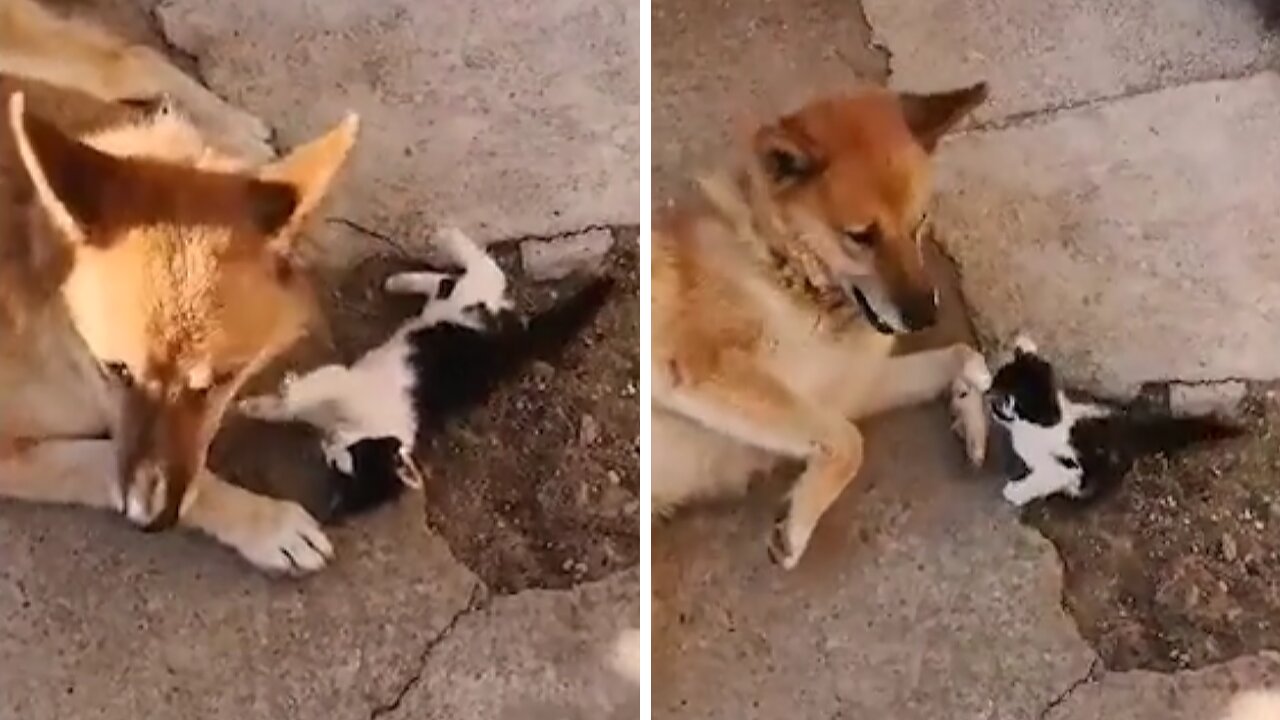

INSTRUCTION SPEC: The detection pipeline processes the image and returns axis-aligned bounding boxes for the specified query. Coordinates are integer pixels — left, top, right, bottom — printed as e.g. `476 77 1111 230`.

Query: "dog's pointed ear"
752 122 822 186
8 92 126 243
255 113 359 242
898 82 989 153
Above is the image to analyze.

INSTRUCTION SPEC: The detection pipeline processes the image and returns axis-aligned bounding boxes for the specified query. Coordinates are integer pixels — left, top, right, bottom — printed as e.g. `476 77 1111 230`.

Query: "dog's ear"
898 82 989 153
256 113 360 244
8 93 127 243
752 122 823 186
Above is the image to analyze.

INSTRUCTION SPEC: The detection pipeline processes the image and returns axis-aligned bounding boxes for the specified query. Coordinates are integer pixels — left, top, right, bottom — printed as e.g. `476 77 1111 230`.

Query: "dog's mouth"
850 287 897 335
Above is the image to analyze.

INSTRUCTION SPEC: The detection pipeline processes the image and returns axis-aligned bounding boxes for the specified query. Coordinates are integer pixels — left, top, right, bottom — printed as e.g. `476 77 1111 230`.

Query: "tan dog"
0 85 357 572
0 0 273 160
652 84 994 568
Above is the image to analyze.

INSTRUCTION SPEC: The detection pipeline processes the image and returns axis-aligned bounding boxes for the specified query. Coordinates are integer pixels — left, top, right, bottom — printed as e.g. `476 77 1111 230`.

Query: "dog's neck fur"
695 169 859 326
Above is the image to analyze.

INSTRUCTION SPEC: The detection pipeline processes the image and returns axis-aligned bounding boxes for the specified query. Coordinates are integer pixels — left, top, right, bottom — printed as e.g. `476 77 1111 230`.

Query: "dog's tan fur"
652 84 993 568
0 0 274 160
0 1 359 573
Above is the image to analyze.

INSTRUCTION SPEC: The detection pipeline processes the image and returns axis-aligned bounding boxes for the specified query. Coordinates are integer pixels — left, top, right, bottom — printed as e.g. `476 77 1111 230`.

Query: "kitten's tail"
1122 412 1243 457
420 276 615 423
515 276 615 359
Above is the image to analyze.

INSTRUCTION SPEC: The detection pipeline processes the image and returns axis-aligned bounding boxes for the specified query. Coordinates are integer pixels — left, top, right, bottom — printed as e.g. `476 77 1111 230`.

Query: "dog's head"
746 83 987 334
8 93 358 530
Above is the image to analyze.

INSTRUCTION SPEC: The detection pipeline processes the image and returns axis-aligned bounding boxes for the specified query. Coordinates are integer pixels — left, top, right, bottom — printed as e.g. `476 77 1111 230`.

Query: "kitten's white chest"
1003 416 1081 505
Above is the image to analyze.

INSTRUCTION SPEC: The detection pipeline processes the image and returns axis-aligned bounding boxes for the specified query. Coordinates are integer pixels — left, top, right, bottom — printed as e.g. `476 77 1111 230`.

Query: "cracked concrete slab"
0 500 479 719
383 570 639 720
931 73 1280 396
1047 652 1280 720
653 409 1096 719
156 0 639 248
864 0 1279 123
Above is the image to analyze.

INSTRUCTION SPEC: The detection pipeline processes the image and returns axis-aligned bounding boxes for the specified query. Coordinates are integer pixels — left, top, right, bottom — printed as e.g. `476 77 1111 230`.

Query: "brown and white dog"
0 0 358 573
652 84 994 568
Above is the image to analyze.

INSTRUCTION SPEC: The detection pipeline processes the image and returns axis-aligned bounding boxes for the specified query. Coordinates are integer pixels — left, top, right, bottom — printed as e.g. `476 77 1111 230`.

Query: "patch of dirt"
233 229 639 595
1026 388 1280 672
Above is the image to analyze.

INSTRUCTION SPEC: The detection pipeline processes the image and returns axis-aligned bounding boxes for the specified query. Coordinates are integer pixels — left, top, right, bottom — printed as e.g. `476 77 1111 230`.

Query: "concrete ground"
0 1 637 718
653 0 1280 717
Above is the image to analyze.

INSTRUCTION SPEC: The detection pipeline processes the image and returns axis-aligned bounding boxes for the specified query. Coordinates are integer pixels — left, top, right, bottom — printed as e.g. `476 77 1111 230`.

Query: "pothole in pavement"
219 231 639 595
1021 386 1280 672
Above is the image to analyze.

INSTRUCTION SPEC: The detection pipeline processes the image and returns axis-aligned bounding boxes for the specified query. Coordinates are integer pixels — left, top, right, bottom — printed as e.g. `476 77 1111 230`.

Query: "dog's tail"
415 276 614 425
1120 412 1243 458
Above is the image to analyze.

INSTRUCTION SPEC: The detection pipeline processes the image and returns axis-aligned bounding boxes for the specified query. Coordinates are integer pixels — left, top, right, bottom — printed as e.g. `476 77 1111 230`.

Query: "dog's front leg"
658 353 864 570
181 470 333 575
0 438 332 574
852 343 992 465
0 437 120 509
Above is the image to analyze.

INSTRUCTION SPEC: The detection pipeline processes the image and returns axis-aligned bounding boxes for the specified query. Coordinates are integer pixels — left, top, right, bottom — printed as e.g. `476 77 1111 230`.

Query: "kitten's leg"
1001 468 1069 507
434 227 511 311
384 271 452 297
237 392 294 422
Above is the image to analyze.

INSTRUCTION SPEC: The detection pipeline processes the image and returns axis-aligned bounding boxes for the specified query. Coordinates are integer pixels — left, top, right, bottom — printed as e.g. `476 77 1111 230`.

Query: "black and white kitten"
238 227 612 517
986 335 1241 507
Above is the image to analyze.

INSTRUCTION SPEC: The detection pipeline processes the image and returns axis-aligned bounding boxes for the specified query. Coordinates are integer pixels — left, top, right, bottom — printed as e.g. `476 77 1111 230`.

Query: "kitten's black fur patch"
991 343 1243 502
329 436 405 518
989 348 1062 426
406 277 614 432
326 277 614 519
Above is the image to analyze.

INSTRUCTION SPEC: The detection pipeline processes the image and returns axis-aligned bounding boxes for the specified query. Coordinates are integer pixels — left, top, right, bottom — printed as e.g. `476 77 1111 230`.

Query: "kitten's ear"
1013 333 1038 356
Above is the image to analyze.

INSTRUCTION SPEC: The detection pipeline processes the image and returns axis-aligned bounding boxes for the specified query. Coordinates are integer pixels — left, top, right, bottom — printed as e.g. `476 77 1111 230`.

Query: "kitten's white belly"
336 339 419 445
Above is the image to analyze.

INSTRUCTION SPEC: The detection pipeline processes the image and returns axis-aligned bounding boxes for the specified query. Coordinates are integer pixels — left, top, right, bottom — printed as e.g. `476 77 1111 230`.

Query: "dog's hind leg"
0 437 332 574
851 344 991 466
658 353 864 570
0 0 272 160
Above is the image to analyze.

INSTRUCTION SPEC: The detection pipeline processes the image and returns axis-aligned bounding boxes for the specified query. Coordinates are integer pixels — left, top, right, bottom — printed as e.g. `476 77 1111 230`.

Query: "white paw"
950 374 990 467
237 395 281 420
1002 481 1032 507
232 499 333 575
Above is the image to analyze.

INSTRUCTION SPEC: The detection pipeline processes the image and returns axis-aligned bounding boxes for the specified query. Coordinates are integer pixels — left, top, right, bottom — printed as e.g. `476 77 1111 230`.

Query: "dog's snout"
123 462 181 531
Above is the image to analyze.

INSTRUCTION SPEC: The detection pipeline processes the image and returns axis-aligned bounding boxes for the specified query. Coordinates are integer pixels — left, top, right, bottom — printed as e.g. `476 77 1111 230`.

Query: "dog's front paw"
184 478 333 575
950 375 990 468
232 499 333 575
767 498 811 570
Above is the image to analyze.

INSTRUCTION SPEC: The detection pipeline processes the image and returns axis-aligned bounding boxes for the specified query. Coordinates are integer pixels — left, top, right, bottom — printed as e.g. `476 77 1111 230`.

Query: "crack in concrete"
329 217 629 257
1037 657 1102 720
367 583 490 720
960 65 1278 136
854 1 892 83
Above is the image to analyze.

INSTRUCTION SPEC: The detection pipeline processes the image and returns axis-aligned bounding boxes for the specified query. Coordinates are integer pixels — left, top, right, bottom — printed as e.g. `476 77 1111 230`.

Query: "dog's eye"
103 362 133 386
842 227 877 248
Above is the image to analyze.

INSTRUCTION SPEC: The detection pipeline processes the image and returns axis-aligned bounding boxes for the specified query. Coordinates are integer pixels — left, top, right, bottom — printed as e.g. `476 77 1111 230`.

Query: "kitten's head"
327 436 408 518
988 335 1063 427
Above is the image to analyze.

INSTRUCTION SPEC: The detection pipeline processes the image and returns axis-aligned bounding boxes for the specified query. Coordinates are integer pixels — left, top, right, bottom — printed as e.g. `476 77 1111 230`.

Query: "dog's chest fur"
658 219 893 406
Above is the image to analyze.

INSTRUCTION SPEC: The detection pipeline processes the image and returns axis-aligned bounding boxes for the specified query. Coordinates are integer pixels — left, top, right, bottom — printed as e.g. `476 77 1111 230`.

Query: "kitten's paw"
237 395 284 421
1002 481 1033 507
384 270 450 296
950 373 990 467
767 498 811 570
